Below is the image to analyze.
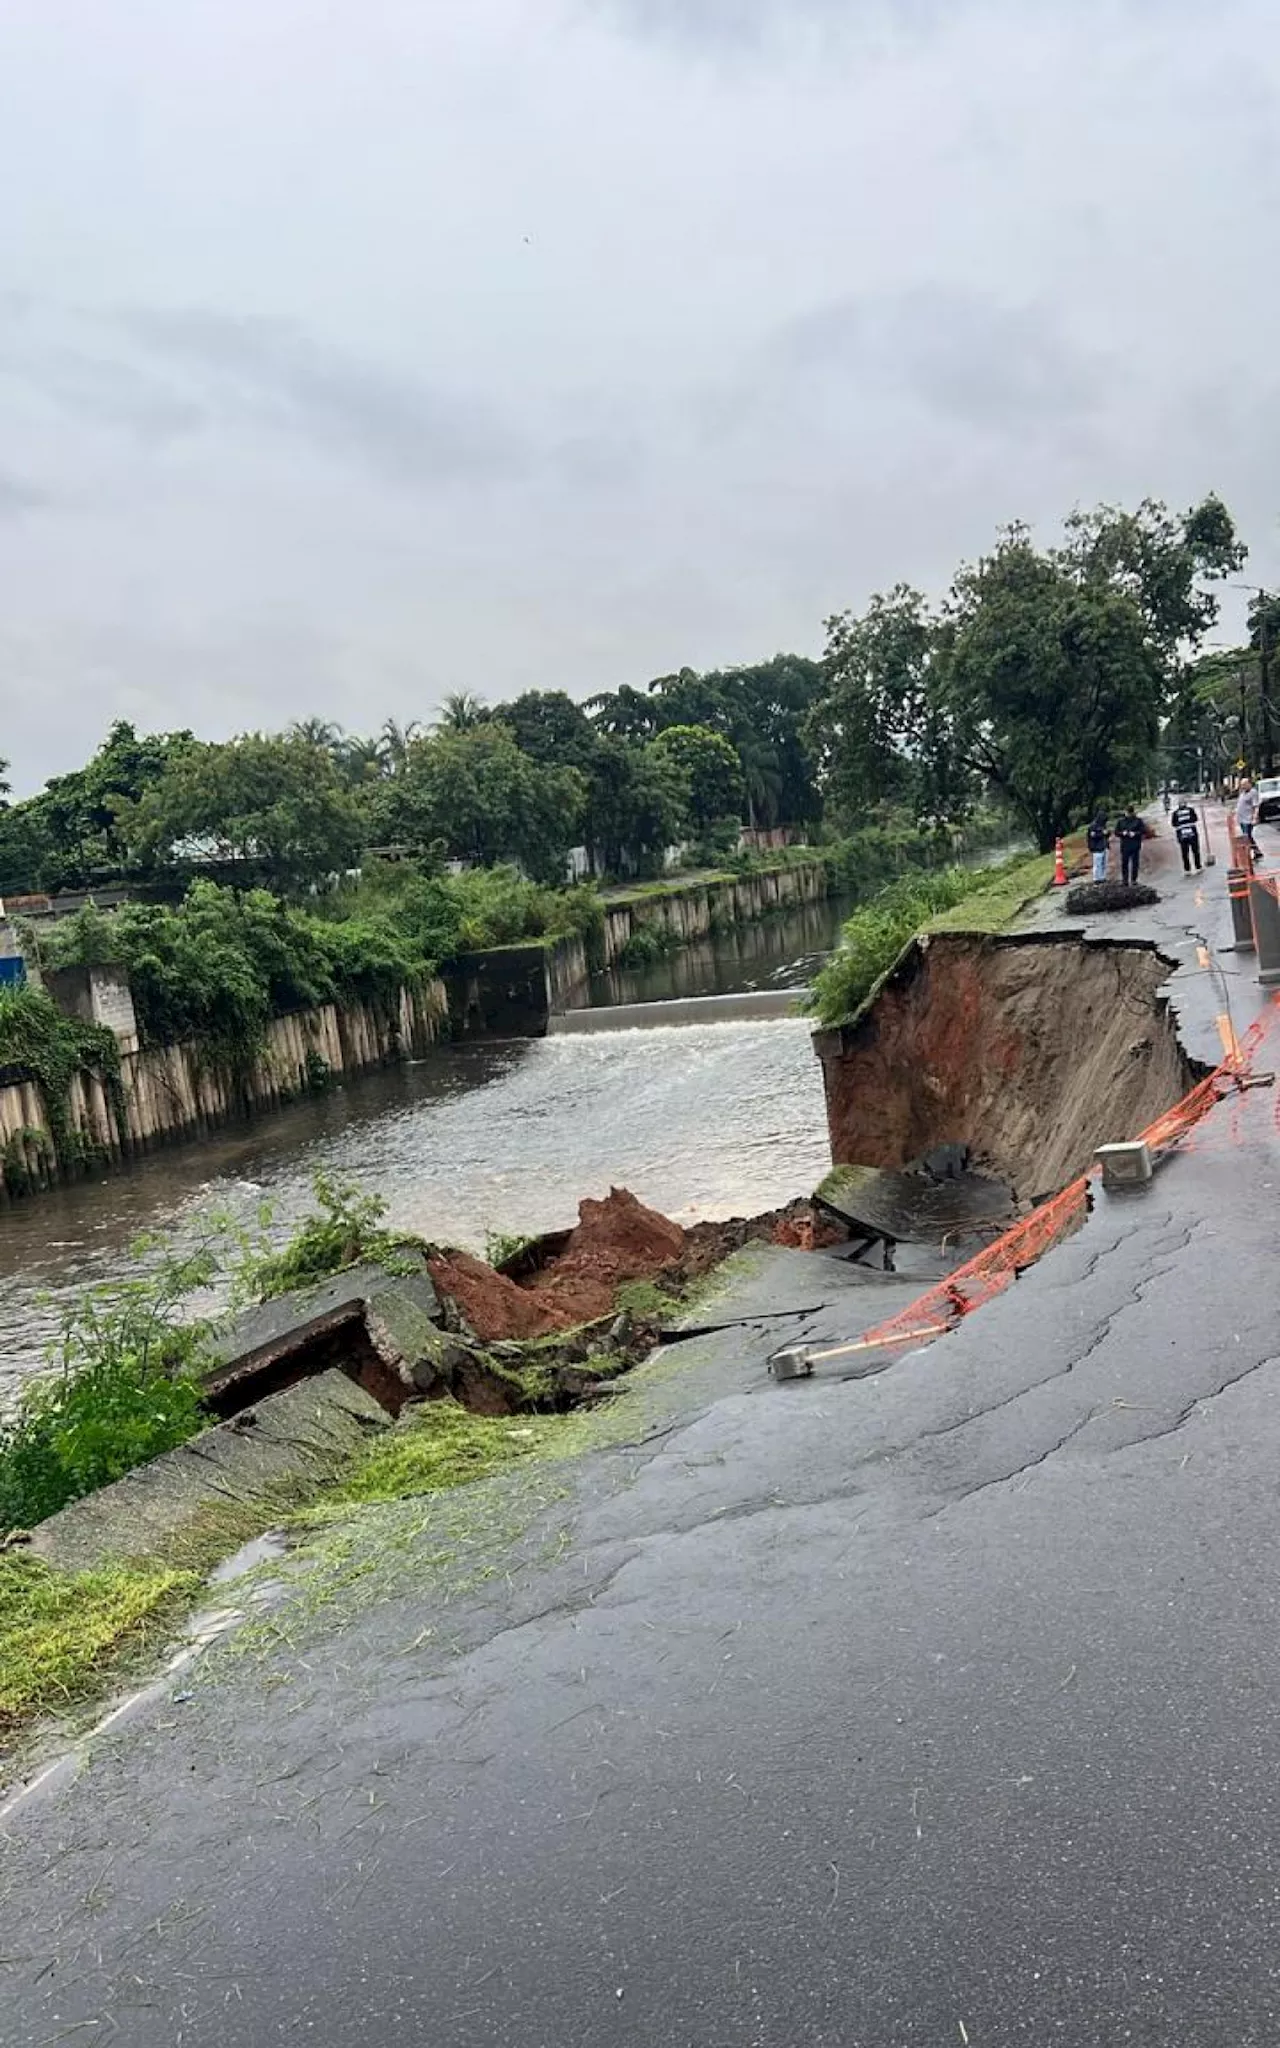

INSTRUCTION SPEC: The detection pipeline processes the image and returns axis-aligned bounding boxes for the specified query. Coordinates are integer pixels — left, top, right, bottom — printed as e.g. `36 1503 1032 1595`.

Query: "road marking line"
1217 1013 1241 1064
1197 944 1210 969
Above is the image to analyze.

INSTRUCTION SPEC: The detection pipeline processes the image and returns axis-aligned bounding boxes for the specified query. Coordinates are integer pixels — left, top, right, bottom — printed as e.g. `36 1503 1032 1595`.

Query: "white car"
1256 776 1280 826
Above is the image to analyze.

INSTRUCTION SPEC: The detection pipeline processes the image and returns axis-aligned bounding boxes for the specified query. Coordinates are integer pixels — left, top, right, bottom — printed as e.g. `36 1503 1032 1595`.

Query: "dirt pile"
429 1189 850 1343
813 931 1205 1201
429 1188 688 1341
425 1248 566 1342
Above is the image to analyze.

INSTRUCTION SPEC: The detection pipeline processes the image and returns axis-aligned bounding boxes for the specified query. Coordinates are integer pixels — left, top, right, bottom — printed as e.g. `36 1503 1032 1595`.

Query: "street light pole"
1260 605 1276 774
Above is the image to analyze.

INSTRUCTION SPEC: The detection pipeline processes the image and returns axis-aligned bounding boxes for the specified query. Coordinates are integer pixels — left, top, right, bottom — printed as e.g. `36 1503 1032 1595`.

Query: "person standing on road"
1237 777 1262 865
1116 804 1145 886
1086 810 1110 882
1170 795 1202 873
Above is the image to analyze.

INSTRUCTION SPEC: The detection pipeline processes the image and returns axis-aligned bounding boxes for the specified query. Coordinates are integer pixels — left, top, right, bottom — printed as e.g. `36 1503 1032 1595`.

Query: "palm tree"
337 734 384 786
290 717 344 752
434 692 488 734
377 719 424 773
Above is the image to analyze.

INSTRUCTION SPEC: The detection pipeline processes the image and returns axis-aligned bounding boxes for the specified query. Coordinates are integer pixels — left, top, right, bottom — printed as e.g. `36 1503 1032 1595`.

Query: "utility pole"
1260 600 1276 774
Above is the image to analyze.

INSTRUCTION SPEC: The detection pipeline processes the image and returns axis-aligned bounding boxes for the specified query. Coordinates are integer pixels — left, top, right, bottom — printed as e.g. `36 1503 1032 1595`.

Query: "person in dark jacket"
1086 811 1110 882
1170 796 1201 873
1116 805 1145 886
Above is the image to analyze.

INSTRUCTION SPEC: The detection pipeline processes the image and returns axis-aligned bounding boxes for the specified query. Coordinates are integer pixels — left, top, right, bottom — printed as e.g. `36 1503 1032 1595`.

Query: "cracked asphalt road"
6 810 1280 2046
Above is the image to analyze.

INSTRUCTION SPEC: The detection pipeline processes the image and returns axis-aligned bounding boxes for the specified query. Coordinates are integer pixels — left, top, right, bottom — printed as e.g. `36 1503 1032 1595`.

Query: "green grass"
808 854 1051 1027
318 1402 572 1511
613 1278 676 1320
0 1552 196 1732
923 852 1056 933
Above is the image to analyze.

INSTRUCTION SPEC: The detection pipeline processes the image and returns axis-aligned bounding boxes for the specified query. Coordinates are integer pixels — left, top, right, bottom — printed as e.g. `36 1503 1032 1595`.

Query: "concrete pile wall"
547 859 832 1013
0 980 449 1202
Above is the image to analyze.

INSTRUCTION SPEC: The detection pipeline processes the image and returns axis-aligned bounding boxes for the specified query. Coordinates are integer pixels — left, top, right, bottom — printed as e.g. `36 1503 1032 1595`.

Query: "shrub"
232 1173 408 1301
0 1238 216 1533
0 987 121 1170
808 858 1044 1026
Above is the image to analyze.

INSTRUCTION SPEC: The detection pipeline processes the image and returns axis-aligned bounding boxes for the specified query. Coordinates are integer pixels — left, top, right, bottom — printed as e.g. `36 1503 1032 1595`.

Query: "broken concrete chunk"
205 1260 439 1407
27 1371 392 1572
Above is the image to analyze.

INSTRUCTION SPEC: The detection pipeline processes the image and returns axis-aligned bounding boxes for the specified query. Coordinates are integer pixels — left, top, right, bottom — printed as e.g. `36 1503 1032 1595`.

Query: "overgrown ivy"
0 988 122 1178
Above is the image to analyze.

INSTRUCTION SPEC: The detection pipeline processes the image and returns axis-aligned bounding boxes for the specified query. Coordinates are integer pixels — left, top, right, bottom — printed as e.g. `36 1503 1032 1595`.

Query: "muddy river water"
0 894 858 1396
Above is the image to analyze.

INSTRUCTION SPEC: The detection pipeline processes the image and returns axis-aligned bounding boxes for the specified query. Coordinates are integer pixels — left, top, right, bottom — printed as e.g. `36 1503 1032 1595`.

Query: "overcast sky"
2 0 1278 792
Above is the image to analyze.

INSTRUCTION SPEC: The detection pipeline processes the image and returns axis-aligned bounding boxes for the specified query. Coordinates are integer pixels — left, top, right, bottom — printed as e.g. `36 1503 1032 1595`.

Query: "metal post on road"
1228 865 1256 951
1249 873 1280 984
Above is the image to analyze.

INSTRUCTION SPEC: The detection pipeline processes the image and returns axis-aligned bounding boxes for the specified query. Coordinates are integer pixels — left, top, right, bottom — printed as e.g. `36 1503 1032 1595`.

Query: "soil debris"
428 1188 849 1344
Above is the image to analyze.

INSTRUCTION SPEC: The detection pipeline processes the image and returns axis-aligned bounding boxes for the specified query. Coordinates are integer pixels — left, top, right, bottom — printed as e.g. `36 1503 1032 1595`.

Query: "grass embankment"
808 852 1054 1027
0 1175 721 1742
0 1553 195 1734
923 851 1057 933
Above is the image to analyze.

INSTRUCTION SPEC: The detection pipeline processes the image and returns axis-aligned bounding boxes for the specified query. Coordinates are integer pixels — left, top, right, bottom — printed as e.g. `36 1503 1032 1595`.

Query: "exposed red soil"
426 1248 565 1342
428 1187 847 1343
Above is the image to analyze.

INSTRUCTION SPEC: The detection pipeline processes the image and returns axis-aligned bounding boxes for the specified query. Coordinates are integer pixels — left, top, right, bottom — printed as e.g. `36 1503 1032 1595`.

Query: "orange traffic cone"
1052 837 1068 886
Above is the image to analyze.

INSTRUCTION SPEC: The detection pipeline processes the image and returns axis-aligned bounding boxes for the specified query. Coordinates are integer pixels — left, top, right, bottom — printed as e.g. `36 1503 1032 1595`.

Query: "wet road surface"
6 811 1280 2044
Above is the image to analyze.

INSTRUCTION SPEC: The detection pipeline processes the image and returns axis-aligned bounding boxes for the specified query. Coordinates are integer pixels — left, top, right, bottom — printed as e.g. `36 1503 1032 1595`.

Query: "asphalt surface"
7 806 1280 2047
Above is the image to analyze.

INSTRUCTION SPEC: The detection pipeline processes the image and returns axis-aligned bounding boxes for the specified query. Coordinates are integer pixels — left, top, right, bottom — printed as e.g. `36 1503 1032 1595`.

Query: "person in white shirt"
1237 777 1262 865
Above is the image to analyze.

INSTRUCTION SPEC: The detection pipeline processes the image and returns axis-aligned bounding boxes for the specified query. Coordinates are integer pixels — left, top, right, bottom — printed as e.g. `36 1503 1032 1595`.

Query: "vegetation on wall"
0 987 121 1174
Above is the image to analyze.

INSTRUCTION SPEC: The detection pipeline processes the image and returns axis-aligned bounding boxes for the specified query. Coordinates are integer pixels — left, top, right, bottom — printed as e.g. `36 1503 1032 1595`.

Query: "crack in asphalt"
1103 1347 1280 1458
927 1410 1101 1517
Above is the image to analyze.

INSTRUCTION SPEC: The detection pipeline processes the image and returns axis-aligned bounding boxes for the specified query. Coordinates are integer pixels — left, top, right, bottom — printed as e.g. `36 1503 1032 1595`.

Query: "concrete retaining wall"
441 861 831 1035
547 859 832 1015
0 980 448 1201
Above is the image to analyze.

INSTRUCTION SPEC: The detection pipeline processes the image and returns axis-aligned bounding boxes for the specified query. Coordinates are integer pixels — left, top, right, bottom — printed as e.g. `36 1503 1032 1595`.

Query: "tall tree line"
0 490 1249 890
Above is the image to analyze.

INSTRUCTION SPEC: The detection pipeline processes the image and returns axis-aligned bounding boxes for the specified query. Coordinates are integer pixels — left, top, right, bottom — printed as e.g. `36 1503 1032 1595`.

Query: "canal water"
0 891 858 1395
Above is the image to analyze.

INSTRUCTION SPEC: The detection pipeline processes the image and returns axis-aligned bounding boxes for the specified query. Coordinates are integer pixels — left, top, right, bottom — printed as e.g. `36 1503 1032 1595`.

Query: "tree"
434 692 489 734
378 719 424 774
720 655 824 827
128 733 364 892
587 655 825 828
583 738 690 877
335 734 385 787
938 537 1162 847
0 720 195 892
374 723 586 883
585 683 661 740
496 691 598 774
1246 593 1280 773
811 495 1244 850
289 717 344 752
810 588 935 828
649 725 745 833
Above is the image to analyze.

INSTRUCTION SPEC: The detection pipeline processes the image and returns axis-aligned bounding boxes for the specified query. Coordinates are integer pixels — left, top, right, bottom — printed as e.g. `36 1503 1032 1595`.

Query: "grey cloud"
121 308 528 489
0 0 1277 791
0 304 205 445
768 288 1113 434
0 471 50 519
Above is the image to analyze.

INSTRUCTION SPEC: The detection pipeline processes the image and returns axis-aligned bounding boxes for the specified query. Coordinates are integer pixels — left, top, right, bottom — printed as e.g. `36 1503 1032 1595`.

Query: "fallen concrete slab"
26 1371 391 1571
203 1261 441 1415
815 1160 1014 1243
